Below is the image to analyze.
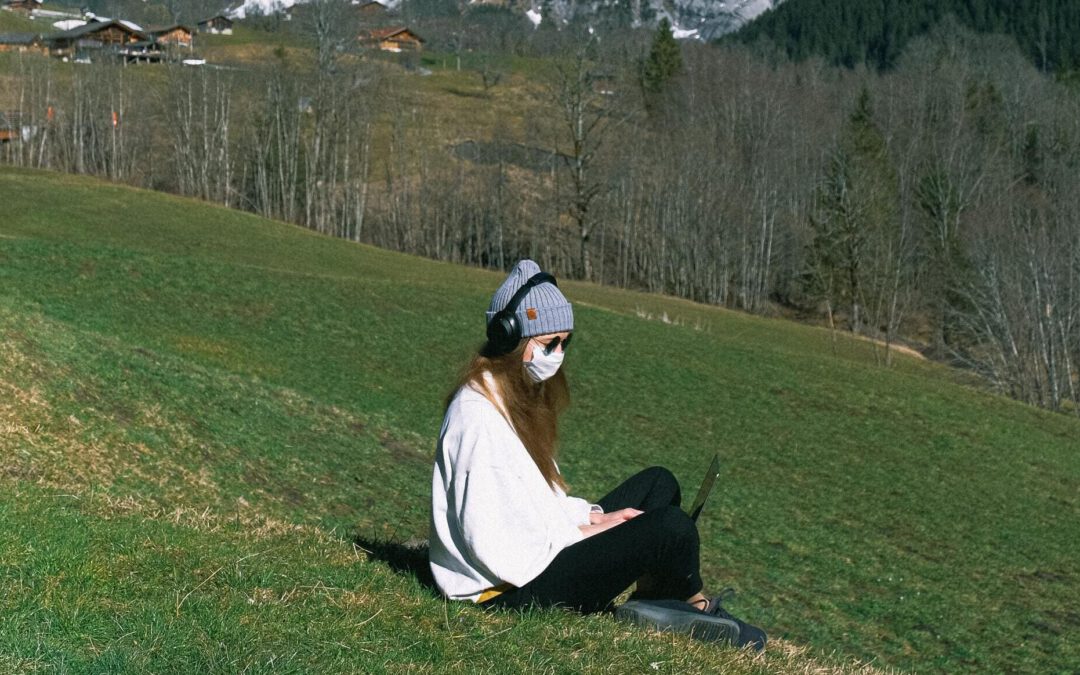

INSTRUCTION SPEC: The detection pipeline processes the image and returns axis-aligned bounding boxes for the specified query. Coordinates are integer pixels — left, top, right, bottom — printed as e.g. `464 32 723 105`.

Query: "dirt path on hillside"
851 333 926 360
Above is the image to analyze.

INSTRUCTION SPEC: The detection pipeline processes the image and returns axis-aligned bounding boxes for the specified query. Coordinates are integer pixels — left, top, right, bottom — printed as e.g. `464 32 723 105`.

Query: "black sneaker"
614 599 740 645
702 593 767 652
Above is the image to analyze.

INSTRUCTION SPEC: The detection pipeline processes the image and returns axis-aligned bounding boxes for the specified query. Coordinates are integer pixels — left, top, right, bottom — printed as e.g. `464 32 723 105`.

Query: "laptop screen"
687 453 721 522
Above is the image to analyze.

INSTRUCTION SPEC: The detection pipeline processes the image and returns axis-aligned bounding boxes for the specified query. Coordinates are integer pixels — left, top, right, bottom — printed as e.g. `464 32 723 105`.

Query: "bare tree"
549 41 621 281
164 66 233 205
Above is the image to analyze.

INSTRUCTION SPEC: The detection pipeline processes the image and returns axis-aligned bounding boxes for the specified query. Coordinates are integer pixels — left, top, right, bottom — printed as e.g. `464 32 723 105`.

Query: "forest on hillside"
735 0 1080 72
3 0 1080 415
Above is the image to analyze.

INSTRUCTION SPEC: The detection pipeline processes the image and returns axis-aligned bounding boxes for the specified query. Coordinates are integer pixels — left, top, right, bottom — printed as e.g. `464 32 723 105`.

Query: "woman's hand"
589 508 643 525
580 508 643 538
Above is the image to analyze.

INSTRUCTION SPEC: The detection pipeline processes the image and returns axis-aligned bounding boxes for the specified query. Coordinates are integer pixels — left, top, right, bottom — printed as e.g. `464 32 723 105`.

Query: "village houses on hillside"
0 1 422 152
1 2 423 63
0 7 234 64
0 0 42 14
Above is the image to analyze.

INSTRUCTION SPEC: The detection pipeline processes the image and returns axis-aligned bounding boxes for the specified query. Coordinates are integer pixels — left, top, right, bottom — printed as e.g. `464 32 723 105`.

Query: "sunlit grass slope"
1 166 1077 673
0 10 37 33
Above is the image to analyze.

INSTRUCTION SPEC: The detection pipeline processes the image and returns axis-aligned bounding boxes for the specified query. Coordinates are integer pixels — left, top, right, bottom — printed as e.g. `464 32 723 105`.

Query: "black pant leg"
596 466 681 513
488 505 702 614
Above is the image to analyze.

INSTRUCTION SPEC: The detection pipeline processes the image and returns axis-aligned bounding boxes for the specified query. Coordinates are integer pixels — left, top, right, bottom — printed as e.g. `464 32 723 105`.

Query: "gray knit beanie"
486 260 574 337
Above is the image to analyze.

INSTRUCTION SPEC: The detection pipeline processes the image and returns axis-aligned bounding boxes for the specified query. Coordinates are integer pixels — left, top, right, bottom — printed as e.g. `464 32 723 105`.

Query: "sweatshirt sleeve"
458 464 584 588
556 495 596 526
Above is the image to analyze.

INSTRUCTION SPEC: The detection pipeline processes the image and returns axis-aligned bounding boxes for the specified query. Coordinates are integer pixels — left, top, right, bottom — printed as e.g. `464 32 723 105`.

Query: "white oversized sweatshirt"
429 375 596 602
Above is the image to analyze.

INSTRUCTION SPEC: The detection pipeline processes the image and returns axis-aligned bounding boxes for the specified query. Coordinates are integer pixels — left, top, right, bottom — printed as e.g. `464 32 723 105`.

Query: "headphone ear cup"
487 311 519 355
502 314 520 351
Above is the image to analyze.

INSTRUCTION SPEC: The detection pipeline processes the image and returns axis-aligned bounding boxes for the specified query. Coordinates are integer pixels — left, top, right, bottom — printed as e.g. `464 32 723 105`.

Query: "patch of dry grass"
0 654 44 674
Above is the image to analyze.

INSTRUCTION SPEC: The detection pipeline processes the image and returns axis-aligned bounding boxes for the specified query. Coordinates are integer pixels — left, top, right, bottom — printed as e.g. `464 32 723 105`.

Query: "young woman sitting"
428 259 766 649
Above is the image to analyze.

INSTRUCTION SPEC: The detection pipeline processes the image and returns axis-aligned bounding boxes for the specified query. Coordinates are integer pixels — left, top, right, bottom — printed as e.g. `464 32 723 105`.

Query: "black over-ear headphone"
486 272 558 356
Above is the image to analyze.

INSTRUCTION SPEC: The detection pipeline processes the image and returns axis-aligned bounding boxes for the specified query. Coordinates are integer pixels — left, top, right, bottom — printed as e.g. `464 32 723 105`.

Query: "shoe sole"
614 600 740 644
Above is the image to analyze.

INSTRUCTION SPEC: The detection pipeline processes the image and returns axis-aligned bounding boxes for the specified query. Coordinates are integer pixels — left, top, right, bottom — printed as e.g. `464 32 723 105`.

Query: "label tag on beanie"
526 308 538 320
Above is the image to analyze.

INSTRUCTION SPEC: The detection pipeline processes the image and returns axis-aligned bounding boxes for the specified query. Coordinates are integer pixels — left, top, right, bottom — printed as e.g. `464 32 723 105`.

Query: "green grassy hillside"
1 167 1077 673
0 10 38 33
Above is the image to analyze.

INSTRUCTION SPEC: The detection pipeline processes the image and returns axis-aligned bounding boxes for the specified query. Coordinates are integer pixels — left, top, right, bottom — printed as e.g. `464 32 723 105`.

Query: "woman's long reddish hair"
445 340 570 491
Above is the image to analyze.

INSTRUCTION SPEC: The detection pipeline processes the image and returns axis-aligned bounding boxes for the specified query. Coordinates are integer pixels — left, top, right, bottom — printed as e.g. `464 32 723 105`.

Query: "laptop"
686 453 721 522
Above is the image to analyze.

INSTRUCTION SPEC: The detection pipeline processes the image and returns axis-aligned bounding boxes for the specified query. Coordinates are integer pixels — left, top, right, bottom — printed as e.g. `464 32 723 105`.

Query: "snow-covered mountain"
229 0 294 20
229 0 401 20
228 0 782 39
518 0 784 40
662 0 783 40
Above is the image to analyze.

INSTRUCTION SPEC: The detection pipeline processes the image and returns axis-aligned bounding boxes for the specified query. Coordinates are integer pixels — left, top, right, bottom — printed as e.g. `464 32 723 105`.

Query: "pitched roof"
83 14 144 31
365 26 423 42
49 19 146 41
145 24 193 35
0 33 41 45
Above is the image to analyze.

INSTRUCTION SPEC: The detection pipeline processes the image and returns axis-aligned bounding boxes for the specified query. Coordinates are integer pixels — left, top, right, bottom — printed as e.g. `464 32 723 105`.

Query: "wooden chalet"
589 69 618 96
361 26 423 52
355 1 387 17
0 111 23 143
46 20 149 61
196 15 233 35
0 32 47 54
147 24 194 48
0 0 42 14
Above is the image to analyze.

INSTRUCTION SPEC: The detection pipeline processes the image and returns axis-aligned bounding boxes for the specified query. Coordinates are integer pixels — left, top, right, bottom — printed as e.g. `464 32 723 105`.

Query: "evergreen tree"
539 0 557 31
640 18 683 97
804 88 899 334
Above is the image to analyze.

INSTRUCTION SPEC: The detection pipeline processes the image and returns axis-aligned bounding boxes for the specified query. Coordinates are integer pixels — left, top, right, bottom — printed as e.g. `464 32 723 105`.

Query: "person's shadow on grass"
354 536 438 593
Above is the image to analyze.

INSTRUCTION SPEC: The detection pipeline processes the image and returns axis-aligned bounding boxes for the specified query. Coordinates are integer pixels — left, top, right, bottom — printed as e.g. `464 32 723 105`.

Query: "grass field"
0 9 38 33
1 166 1078 673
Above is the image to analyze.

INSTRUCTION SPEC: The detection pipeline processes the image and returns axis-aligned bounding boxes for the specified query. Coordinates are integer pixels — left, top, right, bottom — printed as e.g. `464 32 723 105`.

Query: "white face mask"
524 346 564 383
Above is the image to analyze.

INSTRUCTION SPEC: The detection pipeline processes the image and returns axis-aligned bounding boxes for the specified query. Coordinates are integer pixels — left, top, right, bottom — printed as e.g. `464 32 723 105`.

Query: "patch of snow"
230 0 300 20
230 0 406 19
525 8 541 27
182 59 207 66
32 8 82 20
84 13 144 32
532 0 785 41
671 25 698 39
733 0 777 22
52 19 86 30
